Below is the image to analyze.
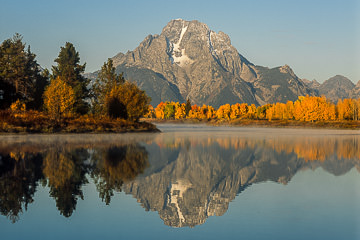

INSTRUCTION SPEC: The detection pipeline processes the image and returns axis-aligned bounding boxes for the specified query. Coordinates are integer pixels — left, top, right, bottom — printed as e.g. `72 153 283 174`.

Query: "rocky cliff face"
111 19 315 107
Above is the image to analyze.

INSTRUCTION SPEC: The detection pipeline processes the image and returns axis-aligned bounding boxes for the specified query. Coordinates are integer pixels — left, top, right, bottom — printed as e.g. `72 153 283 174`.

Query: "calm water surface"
0 124 359 239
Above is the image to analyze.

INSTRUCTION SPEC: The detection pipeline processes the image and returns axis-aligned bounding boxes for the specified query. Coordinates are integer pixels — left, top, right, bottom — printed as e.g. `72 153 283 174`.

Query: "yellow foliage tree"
105 81 150 121
43 77 75 121
175 103 186 119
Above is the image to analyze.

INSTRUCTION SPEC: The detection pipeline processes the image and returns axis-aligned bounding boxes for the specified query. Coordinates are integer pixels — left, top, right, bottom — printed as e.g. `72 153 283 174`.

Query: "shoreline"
144 119 360 130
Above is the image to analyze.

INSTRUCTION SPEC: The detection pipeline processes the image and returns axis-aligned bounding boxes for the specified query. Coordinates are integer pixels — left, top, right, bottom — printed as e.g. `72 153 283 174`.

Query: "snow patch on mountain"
170 25 194 67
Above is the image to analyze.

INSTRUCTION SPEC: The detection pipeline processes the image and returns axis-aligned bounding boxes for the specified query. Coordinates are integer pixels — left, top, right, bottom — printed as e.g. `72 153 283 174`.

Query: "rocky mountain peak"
107 19 316 107
279 65 296 78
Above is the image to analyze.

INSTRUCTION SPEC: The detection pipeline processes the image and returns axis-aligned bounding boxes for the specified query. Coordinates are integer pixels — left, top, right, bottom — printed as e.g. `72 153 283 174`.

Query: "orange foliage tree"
151 96 359 122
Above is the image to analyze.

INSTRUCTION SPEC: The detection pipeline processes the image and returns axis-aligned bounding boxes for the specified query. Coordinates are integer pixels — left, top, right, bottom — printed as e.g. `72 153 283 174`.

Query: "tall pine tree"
52 42 89 114
0 33 47 109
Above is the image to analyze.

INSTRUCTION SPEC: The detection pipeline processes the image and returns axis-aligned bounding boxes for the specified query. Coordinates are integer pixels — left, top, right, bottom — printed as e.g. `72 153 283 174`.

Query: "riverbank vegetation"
144 96 360 129
0 34 156 133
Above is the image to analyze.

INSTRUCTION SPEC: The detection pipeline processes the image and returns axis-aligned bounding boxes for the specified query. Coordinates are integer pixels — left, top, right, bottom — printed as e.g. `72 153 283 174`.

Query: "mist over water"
0 125 359 239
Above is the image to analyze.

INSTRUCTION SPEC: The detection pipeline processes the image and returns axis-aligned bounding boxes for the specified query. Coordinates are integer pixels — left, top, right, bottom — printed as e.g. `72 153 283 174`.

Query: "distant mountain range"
302 75 359 103
86 19 359 107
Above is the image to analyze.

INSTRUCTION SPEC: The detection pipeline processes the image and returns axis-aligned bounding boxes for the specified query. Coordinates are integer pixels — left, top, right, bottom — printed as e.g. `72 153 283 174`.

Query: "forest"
0 34 155 133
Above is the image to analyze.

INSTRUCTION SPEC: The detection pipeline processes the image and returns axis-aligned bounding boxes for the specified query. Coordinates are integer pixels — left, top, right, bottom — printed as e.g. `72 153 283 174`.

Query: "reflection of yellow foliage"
154 135 360 163
96 145 149 186
43 151 75 188
10 99 26 112
9 152 26 161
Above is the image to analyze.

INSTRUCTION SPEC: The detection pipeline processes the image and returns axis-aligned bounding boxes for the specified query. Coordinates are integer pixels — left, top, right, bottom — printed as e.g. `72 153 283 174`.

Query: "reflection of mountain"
0 131 359 226
123 133 360 227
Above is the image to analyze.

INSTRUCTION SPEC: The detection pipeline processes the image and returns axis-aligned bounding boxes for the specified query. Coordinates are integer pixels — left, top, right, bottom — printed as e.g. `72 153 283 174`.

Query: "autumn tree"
155 102 165 119
188 105 201 119
293 95 336 122
164 102 175 119
144 105 156 118
52 42 89 114
175 103 186 119
92 58 125 115
43 77 75 121
216 104 231 119
105 81 150 121
337 98 358 120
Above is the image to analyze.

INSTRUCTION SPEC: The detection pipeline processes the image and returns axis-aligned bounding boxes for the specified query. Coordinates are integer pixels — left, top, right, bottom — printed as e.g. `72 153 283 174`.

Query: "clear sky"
1 0 359 83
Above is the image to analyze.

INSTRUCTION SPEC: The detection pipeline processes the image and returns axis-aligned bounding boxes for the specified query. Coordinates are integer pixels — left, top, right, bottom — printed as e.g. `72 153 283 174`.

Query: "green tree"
164 103 175 119
185 98 191 116
0 33 46 109
92 58 124 115
52 42 89 114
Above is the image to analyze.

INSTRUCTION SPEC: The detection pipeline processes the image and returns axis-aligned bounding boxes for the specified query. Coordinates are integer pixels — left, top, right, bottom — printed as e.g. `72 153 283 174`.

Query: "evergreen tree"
185 98 191 116
92 58 124 115
52 42 89 114
0 33 47 109
0 34 29 108
30 68 49 110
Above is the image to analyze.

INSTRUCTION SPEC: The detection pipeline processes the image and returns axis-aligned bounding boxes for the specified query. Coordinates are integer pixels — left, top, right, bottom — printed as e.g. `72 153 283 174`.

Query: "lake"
0 124 359 240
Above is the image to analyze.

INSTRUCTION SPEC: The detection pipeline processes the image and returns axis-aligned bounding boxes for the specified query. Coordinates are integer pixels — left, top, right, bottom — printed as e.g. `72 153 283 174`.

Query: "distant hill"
302 75 359 102
319 75 355 102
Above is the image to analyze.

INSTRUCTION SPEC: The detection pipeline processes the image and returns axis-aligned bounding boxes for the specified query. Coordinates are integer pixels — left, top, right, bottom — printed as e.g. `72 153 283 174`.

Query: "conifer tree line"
147 96 360 122
0 33 150 122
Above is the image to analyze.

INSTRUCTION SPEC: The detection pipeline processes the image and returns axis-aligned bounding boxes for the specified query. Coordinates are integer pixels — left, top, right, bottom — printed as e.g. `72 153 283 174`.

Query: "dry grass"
0 110 159 134
143 117 360 129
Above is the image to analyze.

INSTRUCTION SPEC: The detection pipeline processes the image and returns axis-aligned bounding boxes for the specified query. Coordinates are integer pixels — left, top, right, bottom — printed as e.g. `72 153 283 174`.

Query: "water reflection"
0 130 359 227
0 134 150 222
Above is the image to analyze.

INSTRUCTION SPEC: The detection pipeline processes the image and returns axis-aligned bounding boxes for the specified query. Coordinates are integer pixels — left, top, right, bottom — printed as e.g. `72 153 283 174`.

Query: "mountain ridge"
87 19 357 107
108 19 316 107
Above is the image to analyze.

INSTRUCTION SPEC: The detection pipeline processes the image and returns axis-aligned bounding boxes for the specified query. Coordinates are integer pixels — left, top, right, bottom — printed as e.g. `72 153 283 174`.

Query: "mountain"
318 75 355 102
110 19 315 107
302 78 320 90
121 134 360 227
350 80 360 98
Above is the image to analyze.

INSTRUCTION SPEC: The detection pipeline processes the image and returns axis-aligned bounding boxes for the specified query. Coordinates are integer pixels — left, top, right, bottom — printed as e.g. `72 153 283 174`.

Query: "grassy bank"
0 110 159 134
144 118 360 129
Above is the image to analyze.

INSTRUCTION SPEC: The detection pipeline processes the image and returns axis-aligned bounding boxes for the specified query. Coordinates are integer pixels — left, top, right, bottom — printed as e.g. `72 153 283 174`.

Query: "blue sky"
1 0 359 82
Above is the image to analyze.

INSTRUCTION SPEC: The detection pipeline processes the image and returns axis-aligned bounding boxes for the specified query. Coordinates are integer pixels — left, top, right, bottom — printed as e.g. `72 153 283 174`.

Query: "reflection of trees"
0 140 149 222
0 152 44 222
154 135 360 163
91 144 149 205
42 148 90 218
